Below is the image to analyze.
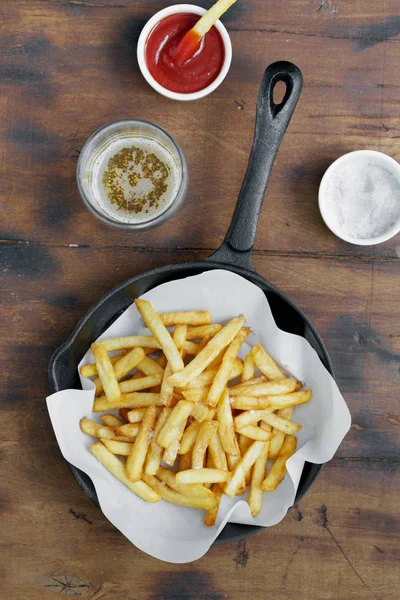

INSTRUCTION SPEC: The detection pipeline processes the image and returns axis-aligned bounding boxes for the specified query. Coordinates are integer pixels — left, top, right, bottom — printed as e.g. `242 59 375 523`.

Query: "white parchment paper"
47 270 351 563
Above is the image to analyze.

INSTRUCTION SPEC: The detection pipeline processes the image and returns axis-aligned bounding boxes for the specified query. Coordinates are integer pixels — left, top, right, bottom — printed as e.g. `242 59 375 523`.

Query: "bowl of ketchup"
137 4 232 101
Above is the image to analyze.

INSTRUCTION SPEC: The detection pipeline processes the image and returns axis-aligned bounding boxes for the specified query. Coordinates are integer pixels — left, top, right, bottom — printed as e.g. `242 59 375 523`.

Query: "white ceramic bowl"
137 4 232 101
318 150 400 246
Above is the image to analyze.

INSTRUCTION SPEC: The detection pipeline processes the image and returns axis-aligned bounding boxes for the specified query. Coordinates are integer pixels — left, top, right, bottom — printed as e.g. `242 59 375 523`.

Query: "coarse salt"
320 153 400 240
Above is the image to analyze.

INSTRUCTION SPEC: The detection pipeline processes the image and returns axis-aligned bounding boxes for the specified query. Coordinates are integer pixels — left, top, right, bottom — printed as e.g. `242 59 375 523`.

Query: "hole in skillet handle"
272 79 287 106
271 77 294 117
207 61 303 272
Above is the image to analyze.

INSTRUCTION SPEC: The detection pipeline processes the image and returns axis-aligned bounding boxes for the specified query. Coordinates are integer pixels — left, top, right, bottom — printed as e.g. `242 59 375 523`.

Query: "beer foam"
91 136 182 223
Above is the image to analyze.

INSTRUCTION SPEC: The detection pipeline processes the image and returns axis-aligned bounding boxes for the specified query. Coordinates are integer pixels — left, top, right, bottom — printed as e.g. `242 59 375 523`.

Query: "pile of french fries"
80 299 312 525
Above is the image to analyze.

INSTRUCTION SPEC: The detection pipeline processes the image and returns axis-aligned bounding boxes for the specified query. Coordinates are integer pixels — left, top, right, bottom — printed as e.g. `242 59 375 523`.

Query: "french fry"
100 414 124 427
143 347 158 356
203 452 214 489
234 408 273 430
262 413 302 435
262 435 297 491
100 336 161 351
113 423 141 439
137 356 165 375
142 474 216 510
207 347 227 369
186 324 223 340
179 420 202 455
160 323 186 409
207 328 250 406
268 390 312 410
120 373 163 394
231 390 311 411
160 363 174 407
238 434 253 485
110 346 145 379
230 396 270 410
125 371 146 381
156 355 168 369
178 452 192 471
224 441 266 498
250 344 286 380
159 323 186 407
208 431 228 471
184 370 217 390
135 299 184 373
80 354 121 378
184 358 242 389
192 421 218 469
90 443 160 502
176 468 232 485
226 442 245 495
157 400 194 449
204 484 223 526
248 440 270 516
81 418 114 438
127 408 147 423
163 443 180 466
238 433 253 455
260 421 272 433
156 466 215 499
162 418 186 466
236 425 272 442
230 376 267 391
268 408 293 458
241 354 255 382
181 388 209 403
126 406 159 482
144 407 172 475
93 392 162 412
176 0 237 65
159 311 212 327
173 324 188 350
217 389 239 456
268 430 285 459
80 418 136 442
168 317 246 388
193 0 237 38
191 403 209 422
197 335 212 353
91 343 121 403
94 347 146 395
183 341 201 355
207 408 216 420
229 379 298 397
222 433 246 494
100 439 133 456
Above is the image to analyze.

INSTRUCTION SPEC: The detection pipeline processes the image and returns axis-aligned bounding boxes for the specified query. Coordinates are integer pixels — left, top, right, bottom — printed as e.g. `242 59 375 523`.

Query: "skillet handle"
207 61 303 270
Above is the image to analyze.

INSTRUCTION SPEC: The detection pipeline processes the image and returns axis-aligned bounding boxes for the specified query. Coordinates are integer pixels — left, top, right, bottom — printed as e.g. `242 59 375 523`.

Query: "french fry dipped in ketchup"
175 0 237 66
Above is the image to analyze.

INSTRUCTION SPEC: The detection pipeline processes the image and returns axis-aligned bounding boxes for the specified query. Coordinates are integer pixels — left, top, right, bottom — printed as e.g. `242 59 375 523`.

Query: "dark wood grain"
1 1 400 256
0 442 398 600
1 0 400 598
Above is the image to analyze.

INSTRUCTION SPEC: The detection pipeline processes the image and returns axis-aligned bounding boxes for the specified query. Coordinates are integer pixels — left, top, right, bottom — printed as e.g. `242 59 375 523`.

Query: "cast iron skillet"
49 62 333 545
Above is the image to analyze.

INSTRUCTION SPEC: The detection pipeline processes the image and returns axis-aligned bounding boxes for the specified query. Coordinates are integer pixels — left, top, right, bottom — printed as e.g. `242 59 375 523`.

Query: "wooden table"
1 1 399 598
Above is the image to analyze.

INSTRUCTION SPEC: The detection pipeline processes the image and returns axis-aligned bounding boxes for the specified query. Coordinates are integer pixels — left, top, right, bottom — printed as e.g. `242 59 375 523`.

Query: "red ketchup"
145 13 225 94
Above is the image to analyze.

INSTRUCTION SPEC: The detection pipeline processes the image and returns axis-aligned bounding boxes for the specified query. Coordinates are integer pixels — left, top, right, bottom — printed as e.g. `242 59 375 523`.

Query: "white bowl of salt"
319 150 400 245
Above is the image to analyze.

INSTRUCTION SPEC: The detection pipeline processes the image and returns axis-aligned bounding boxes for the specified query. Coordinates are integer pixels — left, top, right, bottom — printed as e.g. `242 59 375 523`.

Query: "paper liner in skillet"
47 270 351 563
